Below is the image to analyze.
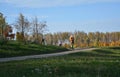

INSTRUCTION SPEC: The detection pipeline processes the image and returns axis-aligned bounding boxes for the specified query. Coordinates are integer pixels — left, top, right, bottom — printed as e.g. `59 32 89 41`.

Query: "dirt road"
0 48 97 62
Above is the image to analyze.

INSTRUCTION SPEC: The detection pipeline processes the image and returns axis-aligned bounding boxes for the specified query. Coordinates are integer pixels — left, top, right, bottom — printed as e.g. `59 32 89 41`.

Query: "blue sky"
0 0 120 33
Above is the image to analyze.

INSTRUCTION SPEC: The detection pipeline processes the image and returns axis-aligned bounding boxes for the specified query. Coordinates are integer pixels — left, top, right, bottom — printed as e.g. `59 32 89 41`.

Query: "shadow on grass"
69 52 107 57
68 49 120 58
108 47 120 50
93 49 114 54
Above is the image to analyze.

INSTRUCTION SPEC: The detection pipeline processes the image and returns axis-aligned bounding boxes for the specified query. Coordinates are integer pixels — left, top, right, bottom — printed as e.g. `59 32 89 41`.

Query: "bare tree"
14 13 30 42
31 17 47 43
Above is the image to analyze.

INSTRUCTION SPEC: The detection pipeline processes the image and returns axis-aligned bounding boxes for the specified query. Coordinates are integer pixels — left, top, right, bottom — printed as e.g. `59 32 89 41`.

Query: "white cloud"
1 0 120 8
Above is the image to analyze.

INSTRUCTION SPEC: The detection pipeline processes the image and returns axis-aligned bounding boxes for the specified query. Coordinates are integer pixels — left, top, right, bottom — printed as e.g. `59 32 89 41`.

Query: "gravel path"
0 48 97 62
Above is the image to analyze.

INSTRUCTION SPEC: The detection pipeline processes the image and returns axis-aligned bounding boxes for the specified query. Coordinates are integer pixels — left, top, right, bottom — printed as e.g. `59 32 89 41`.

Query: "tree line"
44 31 120 48
0 12 120 47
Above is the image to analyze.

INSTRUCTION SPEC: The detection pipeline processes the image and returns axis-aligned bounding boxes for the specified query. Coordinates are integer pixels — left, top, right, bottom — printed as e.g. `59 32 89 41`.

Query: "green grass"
0 41 68 58
0 47 120 77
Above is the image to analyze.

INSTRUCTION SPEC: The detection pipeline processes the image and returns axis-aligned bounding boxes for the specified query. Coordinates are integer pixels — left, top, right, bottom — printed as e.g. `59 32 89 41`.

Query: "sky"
0 0 120 33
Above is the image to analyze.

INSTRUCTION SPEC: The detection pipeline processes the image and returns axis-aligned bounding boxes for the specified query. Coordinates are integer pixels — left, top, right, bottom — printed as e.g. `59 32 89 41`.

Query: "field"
0 47 120 77
0 41 68 58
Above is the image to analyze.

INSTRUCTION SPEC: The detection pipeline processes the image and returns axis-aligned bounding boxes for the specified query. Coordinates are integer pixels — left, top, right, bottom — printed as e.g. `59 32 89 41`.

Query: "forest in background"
0 12 120 48
46 31 120 48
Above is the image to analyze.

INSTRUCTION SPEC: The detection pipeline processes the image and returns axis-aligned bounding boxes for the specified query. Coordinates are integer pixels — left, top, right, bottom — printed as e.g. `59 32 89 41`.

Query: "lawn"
0 47 120 77
0 41 68 58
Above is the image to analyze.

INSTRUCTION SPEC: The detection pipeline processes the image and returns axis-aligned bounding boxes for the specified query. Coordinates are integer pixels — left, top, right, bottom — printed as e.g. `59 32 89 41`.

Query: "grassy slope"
0 47 120 77
0 41 68 58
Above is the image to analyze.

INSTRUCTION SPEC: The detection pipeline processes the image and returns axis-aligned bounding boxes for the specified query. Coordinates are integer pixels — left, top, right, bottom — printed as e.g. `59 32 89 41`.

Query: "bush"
0 36 8 46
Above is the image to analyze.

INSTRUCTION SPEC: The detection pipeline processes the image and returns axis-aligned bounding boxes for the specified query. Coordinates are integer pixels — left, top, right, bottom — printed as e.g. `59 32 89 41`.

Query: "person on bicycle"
69 35 74 49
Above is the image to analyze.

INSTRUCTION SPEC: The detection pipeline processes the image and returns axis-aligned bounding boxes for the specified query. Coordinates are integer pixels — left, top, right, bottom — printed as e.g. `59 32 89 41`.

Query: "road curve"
0 48 97 62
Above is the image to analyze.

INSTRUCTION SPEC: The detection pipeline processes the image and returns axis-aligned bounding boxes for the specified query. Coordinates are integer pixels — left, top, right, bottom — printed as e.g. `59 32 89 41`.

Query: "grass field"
0 47 120 77
0 41 68 58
